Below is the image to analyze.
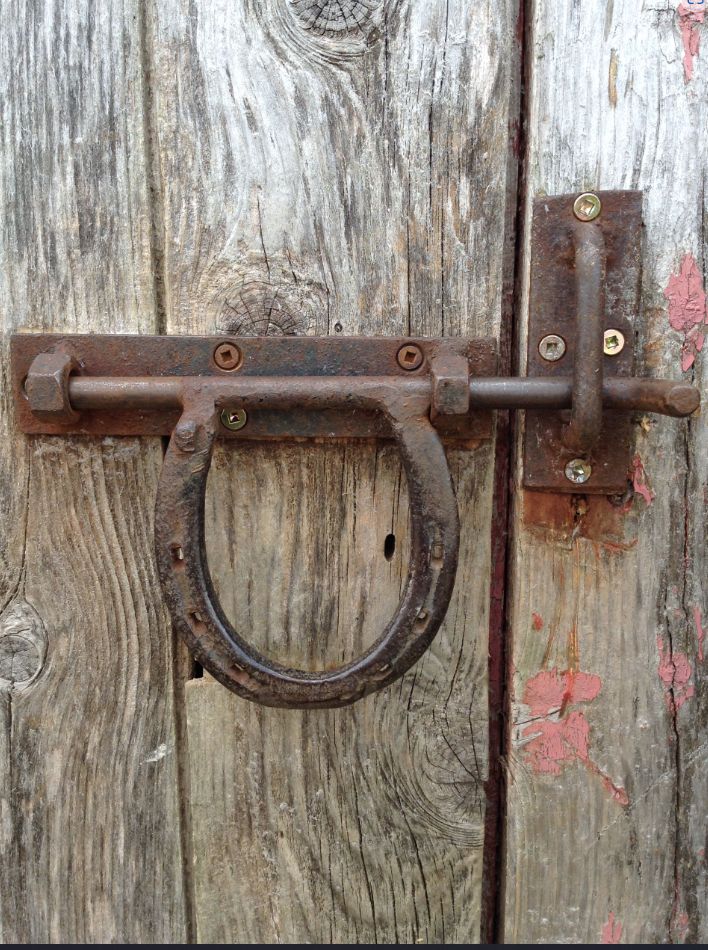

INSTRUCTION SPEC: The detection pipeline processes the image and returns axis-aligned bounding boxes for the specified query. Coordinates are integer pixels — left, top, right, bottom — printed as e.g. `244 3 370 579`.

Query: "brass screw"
397 344 424 371
220 408 248 431
573 193 602 222
564 458 592 484
603 329 625 356
213 341 243 371
538 334 567 362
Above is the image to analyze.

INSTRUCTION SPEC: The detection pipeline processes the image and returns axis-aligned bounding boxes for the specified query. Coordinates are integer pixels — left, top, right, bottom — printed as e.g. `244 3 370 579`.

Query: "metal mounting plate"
11 334 496 442
523 190 643 494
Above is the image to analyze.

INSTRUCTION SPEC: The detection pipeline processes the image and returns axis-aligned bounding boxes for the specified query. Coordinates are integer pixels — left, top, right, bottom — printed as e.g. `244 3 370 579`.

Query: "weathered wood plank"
149 0 519 941
0 1 186 941
504 2 707 943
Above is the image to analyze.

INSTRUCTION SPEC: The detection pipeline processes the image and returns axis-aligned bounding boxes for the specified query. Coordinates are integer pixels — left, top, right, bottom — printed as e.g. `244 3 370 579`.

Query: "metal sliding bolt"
573 193 602 222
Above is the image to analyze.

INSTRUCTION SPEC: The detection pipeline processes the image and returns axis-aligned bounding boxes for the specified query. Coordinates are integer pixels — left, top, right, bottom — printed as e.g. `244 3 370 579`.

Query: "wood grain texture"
149 0 519 941
504 1 707 944
0 1 186 941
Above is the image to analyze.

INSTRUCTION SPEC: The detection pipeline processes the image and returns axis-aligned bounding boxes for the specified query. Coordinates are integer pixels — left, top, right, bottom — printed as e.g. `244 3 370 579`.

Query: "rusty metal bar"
562 222 606 452
67 375 699 418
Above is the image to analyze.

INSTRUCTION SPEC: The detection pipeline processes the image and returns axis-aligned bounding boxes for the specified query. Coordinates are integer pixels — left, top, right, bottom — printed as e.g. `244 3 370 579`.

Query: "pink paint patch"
520 669 628 804
631 455 655 507
522 711 590 776
695 606 705 662
664 253 708 371
601 911 623 944
532 612 544 631
657 636 695 711
678 4 705 82
523 668 602 718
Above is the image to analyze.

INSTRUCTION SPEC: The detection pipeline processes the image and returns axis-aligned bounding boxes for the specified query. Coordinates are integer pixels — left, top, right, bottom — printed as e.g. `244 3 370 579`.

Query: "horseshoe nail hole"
384 533 396 561
334 322 343 333
414 609 429 630
171 544 184 562
190 611 205 627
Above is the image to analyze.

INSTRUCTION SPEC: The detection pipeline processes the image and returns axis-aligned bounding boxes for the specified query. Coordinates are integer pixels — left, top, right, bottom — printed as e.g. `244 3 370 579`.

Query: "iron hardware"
10 191 700 707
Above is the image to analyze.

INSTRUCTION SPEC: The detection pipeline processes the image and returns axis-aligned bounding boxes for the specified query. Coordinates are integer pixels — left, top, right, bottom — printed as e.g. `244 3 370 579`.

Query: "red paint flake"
601 911 623 944
523 668 602 718
678 4 705 82
664 253 708 371
695 606 705 662
631 455 655 507
532 612 544 631
519 669 629 804
657 636 695 711
672 908 689 943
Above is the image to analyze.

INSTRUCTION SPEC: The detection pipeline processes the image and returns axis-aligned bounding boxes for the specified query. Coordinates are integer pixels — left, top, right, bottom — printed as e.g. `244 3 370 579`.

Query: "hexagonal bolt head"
396 344 424 371
603 329 625 356
573 193 602 222
564 458 592 484
24 350 80 424
213 342 243 371
538 334 567 362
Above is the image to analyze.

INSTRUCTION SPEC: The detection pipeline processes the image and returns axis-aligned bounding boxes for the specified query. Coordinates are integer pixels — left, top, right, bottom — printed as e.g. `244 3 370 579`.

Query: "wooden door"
1 1 705 945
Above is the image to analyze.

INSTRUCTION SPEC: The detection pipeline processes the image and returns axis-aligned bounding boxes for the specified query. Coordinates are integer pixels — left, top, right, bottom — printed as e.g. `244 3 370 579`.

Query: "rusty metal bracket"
9 191 701 708
524 190 654 493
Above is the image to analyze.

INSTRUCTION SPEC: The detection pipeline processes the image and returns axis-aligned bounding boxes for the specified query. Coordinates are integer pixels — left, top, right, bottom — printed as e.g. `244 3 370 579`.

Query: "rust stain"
522 489 636 547
532 612 544 631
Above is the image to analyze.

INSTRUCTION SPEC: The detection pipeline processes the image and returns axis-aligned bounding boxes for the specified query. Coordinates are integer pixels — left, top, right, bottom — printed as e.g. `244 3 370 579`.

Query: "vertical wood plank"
0 1 186 941
504 2 707 943
150 0 519 941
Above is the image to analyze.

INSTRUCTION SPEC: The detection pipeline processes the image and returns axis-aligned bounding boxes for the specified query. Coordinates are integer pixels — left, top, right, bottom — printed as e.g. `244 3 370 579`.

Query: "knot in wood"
288 0 380 37
220 281 310 337
0 600 48 692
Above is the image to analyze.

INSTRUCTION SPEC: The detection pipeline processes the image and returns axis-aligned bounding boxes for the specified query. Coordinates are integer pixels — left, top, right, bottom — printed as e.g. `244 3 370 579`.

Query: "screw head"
538 334 567 362
397 344 424 371
213 341 243 371
564 458 592 484
220 408 248 431
573 192 602 222
603 329 625 356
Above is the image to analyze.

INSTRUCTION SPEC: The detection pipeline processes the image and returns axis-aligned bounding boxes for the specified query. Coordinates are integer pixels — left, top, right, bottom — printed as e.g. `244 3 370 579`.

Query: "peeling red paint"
631 455 655 507
671 907 689 943
519 668 629 805
600 776 631 807
695 606 705 662
601 911 623 944
532 612 544 631
664 253 708 371
678 4 705 82
657 636 695 711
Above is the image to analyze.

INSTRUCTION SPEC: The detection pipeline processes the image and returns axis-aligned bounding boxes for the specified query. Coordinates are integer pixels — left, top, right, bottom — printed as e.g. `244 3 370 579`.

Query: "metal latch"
11 191 699 709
